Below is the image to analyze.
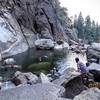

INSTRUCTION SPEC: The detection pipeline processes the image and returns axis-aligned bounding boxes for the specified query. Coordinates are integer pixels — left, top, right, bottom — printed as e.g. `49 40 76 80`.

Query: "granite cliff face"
0 0 78 57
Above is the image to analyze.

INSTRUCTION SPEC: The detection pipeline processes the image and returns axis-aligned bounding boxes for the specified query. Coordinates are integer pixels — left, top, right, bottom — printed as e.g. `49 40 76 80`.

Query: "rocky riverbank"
0 67 100 100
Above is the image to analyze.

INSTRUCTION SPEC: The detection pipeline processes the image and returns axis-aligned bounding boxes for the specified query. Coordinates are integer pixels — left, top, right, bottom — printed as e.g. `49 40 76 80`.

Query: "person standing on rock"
75 57 87 73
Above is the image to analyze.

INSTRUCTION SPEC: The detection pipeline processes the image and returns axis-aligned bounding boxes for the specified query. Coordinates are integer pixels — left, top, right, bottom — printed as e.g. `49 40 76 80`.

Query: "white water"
57 51 87 74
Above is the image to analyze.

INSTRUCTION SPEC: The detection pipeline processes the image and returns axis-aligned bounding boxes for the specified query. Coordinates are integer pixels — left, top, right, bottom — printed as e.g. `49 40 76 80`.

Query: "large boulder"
53 68 94 99
35 39 54 50
86 43 100 63
74 88 100 100
12 71 38 86
0 83 69 100
0 9 29 58
53 68 80 86
91 43 100 51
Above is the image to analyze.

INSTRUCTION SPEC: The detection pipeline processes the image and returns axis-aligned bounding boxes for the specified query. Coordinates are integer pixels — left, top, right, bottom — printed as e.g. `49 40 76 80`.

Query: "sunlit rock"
35 39 54 50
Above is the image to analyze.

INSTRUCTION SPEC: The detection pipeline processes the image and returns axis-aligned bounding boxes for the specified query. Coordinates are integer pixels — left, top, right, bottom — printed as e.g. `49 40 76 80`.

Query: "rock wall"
0 0 77 57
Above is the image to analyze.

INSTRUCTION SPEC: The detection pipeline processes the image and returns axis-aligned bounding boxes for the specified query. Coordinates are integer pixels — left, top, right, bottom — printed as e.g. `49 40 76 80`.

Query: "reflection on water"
57 51 87 74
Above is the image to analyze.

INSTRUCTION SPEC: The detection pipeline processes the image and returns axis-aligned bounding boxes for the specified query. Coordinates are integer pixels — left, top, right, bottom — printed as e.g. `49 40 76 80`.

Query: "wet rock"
35 39 54 50
74 88 100 100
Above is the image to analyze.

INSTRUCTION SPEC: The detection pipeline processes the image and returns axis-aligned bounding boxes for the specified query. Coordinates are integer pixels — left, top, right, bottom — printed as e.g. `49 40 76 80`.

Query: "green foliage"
74 12 100 43
84 15 91 41
25 62 51 75
52 0 71 28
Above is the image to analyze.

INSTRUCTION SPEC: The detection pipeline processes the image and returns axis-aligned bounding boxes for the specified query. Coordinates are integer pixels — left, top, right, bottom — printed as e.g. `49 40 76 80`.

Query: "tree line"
52 0 100 43
74 12 100 43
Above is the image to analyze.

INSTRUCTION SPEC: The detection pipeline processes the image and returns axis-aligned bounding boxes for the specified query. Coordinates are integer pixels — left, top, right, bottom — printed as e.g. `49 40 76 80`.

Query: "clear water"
0 48 68 81
0 48 87 82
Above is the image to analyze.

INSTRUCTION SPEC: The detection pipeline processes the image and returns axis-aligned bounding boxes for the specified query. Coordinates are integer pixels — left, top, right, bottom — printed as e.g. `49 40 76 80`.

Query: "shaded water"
0 48 87 81
0 48 68 81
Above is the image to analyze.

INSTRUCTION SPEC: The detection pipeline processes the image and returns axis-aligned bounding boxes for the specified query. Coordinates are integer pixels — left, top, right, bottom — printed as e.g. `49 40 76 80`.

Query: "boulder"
74 88 100 100
53 68 80 86
12 71 38 86
3 58 16 65
64 73 93 99
53 68 95 99
23 72 38 84
84 63 100 82
91 43 100 51
88 63 100 71
86 43 100 63
54 42 69 50
35 39 54 50
0 83 69 100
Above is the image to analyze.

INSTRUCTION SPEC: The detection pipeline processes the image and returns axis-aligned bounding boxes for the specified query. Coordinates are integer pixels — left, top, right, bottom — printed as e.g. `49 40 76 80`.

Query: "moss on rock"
24 62 51 75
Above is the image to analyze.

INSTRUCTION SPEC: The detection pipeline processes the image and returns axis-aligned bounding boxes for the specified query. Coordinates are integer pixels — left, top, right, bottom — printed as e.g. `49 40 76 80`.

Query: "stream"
56 51 87 74
0 48 87 82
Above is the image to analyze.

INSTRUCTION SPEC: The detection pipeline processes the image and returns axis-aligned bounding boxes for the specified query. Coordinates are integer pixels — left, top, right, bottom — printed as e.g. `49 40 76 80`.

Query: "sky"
59 0 100 24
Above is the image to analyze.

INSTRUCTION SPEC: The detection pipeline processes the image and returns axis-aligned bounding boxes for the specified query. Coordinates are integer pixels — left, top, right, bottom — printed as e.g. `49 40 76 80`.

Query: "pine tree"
77 12 84 39
91 20 96 41
74 15 78 28
95 23 100 42
84 15 91 42
52 0 71 28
